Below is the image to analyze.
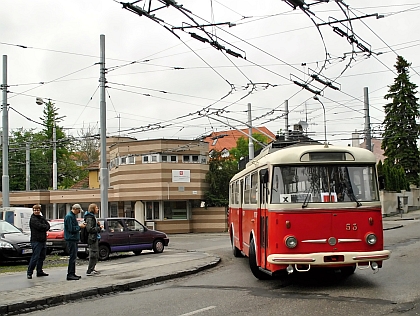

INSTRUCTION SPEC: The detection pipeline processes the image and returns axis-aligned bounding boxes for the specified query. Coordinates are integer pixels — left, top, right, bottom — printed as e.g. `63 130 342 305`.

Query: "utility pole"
2 55 9 207
364 87 372 152
36 97 57 217
247 103 254 160
100 34 109 218
26 143 30 191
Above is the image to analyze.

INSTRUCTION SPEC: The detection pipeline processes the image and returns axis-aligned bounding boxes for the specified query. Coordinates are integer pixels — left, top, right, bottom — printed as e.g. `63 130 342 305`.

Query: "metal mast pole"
100 34 109 218
52 122 57 218
26 142 30 191
247 103 254 160
364 87 372 152
2 55 9 207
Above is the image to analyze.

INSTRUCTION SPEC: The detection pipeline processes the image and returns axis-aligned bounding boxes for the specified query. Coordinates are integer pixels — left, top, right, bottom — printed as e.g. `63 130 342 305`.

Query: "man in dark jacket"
85 203 103 276
64 204 86 281
27 204 50 279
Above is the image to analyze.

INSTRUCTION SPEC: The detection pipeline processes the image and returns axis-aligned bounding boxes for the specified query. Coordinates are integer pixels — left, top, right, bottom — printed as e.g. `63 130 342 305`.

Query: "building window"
127 156 135 164
121 156 127 164
146 201 160 220
162 155 167 162
171 155 177 162
143 156 149 163
221 149 230 157
164 201 187 219
152 155 158 162
183 155 190 162
192 155 199 163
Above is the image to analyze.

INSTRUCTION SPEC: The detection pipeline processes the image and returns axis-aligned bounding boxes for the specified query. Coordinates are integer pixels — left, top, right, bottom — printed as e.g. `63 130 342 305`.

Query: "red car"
46 218 83 255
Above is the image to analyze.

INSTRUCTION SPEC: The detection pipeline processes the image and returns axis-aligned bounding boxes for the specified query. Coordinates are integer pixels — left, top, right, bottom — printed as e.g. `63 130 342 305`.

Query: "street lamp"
313 96 328 147
36 97 57 217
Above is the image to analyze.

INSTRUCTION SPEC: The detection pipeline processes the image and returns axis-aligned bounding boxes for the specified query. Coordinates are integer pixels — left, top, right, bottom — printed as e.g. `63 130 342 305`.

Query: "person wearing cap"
64 204 86 281
27 204 50 279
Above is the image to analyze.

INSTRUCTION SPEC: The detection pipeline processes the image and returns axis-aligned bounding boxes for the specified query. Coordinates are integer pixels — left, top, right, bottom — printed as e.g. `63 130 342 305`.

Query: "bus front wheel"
230 229 242 258
249 238 271 280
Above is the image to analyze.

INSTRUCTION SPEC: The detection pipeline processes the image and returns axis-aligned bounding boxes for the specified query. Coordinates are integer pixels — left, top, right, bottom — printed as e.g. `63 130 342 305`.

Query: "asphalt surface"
0 248 220 316
1 210 419 316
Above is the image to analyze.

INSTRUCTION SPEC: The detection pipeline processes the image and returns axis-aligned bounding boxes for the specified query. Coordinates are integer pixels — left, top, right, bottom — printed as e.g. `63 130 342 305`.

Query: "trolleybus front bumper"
267 250 390 267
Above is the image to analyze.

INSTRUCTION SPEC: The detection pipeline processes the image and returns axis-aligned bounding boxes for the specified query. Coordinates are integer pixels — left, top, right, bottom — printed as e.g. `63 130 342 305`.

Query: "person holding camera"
64 204 86 281
84 203 103 276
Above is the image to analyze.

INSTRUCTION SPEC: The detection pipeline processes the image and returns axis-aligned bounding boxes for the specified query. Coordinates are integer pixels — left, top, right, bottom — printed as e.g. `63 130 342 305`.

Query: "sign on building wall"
172 170 191 183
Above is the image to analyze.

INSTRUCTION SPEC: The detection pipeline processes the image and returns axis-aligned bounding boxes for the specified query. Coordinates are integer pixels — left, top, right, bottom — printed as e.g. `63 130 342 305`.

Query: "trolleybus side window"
250 172 258 204
244 175 251 204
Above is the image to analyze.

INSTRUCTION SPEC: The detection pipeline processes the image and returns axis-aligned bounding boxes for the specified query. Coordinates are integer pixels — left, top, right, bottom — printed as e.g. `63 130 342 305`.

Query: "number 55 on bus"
228 143 390 280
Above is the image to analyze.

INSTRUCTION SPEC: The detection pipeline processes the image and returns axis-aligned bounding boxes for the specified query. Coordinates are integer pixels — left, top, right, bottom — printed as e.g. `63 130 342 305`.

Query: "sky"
1 0 420 147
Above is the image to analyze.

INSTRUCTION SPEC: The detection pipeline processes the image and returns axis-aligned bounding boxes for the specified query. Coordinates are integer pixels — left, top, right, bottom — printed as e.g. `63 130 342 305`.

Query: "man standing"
85 203 103 276
27 204 50 279
64 204 86 281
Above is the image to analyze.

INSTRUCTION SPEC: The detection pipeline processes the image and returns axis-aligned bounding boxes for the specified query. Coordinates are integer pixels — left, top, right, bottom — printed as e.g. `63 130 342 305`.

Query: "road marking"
178 306 216 316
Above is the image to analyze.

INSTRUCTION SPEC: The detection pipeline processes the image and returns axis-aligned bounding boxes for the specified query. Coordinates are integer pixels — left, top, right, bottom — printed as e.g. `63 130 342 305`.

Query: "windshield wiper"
302 182 314 208
347 187 362 207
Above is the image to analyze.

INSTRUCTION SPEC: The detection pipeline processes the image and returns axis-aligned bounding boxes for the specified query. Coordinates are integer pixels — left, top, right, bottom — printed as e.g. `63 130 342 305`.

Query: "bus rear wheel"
249 238 271 280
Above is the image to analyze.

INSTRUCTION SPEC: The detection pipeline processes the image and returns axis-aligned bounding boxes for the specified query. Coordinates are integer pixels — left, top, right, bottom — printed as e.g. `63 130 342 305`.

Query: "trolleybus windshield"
271 165 379 204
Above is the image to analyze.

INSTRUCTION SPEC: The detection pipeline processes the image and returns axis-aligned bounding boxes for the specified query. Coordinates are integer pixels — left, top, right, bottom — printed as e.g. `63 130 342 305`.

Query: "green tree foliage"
204 150 238 207
381 56 420 186
229 133 270 162
380 160 409 192
0 101 88 191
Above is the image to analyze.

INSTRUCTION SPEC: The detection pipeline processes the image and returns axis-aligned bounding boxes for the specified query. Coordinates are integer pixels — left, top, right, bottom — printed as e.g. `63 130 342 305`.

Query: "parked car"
46 218 83 254
77 217 169 260
0 220 32 262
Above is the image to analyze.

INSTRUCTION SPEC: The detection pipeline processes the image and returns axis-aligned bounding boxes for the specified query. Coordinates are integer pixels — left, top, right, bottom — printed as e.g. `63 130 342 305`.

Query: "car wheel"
249 238 271 280
99 244 110 261
133 250 142 255
153 239 164 253
77 253 88 260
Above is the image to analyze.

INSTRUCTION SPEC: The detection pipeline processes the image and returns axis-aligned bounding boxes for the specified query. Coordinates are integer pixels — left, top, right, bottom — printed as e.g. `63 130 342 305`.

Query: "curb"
383 225 404 231
0 257 221 316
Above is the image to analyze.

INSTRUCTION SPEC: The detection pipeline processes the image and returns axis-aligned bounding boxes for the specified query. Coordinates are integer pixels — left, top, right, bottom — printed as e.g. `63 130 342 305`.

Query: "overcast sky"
1 1 420 147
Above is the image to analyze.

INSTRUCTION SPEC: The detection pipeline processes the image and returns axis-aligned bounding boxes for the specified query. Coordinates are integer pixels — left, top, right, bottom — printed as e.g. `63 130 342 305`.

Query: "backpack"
80 213 94 244
80 223 88 244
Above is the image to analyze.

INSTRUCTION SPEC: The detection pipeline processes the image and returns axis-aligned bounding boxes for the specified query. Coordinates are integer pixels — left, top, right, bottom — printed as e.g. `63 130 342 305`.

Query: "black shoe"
27 275 32 279
67 275 80 281
74 274 82 279
37 271 49 277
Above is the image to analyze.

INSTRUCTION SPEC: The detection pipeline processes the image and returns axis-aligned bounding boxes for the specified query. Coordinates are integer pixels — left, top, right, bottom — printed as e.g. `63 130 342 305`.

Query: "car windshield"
0 221 22 234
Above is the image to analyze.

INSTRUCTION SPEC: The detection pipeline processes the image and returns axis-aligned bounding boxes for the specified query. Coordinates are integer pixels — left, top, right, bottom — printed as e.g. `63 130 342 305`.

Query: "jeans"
27 241 46 276
87 239 99 273
66 240 78 277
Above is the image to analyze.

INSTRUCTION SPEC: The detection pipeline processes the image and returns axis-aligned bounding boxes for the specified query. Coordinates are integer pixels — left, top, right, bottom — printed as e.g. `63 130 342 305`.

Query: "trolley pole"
364 87 372 152
284 100 289 140
248 103 254 160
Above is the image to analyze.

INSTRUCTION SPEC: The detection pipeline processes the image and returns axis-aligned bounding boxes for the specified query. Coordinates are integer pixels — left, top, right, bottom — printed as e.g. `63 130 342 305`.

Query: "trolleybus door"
259 169 269 269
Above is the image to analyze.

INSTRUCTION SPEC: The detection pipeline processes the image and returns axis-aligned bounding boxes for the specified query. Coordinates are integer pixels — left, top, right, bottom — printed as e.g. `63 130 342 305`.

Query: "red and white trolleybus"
228 142 391 279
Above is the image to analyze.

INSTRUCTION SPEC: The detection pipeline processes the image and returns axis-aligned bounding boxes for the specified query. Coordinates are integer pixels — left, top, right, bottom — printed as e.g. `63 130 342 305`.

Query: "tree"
204 150 238 207
229 133 270 162
382 56 420 186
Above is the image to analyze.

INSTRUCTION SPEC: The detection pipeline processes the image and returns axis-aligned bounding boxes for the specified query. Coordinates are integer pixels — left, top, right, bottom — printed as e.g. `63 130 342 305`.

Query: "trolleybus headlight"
285 236 298 249
365 233 377 245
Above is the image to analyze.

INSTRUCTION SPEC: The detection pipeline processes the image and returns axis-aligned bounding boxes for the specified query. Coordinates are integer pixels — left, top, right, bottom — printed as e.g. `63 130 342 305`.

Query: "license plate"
78 247 86 252
46 242 53 246
22 249 33 254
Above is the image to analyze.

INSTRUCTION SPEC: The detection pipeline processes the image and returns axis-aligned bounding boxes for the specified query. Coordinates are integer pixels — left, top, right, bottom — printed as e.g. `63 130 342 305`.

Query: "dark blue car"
77 217 169 260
